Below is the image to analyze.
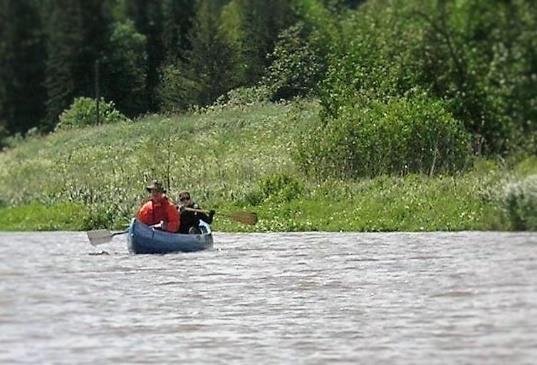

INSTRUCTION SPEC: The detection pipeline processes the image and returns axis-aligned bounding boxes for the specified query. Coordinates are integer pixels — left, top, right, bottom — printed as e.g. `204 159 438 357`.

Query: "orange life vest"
136 196 180 233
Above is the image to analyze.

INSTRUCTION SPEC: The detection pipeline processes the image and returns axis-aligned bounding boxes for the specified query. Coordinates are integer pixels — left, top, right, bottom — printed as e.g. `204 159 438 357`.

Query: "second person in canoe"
177 191 215 234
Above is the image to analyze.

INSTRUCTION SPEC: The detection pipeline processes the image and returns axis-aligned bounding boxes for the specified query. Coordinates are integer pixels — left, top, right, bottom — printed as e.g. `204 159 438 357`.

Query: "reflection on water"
0 231 536 364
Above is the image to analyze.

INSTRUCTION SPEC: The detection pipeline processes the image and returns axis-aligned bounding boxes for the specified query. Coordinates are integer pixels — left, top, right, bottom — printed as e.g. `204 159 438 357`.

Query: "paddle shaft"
184 207 232 219
111 229 128 237
184 207 211 214
182 207 257 225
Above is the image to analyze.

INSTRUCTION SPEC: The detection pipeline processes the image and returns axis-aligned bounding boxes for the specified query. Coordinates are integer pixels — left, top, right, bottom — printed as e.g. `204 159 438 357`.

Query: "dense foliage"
1 101 536 231
503 174 537 230
295 95 471 178
320 0 537 161
263 22 326 101
57 97 129 129
0 0 536 178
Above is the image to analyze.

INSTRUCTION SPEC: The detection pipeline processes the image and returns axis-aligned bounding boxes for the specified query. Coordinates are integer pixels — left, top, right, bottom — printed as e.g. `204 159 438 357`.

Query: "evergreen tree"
76 0 114 96
123 0 164 111
43 1 83 128
192 0 237 105
43 0 113 129
159 0 237 110
0 0 47 134
162 0 195 61
224 0 296 85
0 0 7 132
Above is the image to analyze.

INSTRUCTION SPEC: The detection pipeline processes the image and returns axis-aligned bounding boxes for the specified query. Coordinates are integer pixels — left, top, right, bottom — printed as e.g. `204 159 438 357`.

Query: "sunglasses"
179 196 190 201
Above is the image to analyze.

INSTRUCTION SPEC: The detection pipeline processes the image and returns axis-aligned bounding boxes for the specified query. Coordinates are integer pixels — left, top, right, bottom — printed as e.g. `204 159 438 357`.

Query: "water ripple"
0 231 536 364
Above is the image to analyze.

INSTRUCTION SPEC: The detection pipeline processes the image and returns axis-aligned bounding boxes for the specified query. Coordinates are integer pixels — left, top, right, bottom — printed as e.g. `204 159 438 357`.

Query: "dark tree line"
1 0 534 168
0 0 347 138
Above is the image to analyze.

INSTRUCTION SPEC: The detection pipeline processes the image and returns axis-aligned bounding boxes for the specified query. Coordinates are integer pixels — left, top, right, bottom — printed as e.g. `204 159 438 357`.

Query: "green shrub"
57 97 130 130
259 173 304 202
242 173 305 206
295 95 471 178
503 175 537 230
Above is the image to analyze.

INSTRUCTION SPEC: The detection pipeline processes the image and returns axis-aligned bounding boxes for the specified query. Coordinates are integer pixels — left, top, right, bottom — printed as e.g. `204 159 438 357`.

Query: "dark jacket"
178 202 214 234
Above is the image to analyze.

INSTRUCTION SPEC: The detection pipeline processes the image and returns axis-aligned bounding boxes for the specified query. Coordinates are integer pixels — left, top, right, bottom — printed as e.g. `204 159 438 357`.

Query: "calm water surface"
1 231 536 364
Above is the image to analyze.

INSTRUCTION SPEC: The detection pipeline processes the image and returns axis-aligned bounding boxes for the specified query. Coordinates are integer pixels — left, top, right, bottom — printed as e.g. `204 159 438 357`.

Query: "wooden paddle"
184 208 258 225
87 229 128 246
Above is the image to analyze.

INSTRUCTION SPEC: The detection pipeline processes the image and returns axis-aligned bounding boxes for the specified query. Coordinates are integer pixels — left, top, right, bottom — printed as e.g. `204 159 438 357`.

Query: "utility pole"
95 59 100 125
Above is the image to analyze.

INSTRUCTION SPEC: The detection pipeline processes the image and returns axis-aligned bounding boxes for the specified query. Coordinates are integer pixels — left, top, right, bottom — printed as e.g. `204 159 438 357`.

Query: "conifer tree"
162 0 195 61
185 0 237 105
43 1 83 129
0 0 47 134
44 0 113 129
159 0 238 110
0 0 7 132
123 0 164 111
225 0 296 85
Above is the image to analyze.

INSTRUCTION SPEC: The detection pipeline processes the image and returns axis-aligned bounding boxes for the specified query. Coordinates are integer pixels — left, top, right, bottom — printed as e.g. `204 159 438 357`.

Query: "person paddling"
137 180 180 233
177 191 215 234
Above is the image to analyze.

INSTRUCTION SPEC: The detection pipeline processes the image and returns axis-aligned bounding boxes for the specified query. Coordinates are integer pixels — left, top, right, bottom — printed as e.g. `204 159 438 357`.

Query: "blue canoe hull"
127 219 213 254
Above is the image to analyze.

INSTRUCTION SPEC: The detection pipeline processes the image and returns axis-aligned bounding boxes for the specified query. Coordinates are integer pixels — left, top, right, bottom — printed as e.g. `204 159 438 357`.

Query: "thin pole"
95 59 100 125
166 134 171 193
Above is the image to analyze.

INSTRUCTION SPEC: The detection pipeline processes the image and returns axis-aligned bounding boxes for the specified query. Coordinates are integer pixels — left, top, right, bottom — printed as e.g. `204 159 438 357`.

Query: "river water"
1 231 536 364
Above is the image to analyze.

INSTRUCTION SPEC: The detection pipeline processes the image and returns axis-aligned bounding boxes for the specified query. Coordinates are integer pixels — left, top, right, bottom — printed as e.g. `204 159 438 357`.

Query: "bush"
503 175 537 230
241 173 304 206
295 95 471 178
57 97 130 130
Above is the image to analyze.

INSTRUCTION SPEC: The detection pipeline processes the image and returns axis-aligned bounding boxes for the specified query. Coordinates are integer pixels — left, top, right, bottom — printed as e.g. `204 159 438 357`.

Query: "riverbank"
0 101 536 232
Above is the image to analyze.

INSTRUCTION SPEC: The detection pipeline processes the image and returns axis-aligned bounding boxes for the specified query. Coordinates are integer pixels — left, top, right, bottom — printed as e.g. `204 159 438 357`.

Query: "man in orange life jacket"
136 180 180 233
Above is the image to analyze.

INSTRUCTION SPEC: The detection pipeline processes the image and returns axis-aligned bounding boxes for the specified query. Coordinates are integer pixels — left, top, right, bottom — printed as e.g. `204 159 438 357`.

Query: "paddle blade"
228 212 258 225
87 230 113 246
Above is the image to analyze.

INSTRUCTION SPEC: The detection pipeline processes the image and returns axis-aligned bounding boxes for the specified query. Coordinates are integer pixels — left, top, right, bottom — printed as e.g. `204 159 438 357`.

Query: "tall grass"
0 101 300 230
0 100 535 231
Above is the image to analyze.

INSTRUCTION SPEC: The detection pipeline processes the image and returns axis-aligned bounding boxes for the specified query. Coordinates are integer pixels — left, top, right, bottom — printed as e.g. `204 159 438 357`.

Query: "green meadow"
0 100 536 232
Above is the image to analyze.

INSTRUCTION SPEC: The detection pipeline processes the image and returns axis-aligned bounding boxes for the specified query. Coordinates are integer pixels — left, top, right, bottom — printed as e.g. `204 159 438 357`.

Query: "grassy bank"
0 101 535 232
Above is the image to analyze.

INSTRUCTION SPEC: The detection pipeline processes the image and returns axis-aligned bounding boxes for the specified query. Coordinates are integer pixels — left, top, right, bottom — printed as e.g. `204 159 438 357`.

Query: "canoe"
127 218 213 254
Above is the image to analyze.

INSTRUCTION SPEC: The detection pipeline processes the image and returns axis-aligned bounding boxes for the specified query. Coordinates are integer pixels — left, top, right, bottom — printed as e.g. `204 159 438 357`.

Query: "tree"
104 20 148 116
159 0 238 110
43 1 82 129
221 0 296 85
44 0 114 129
416 0 537 154
161 0 196 61
122 0 164 111
263 22 326 100
0 0 47 134
0 0 7 134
